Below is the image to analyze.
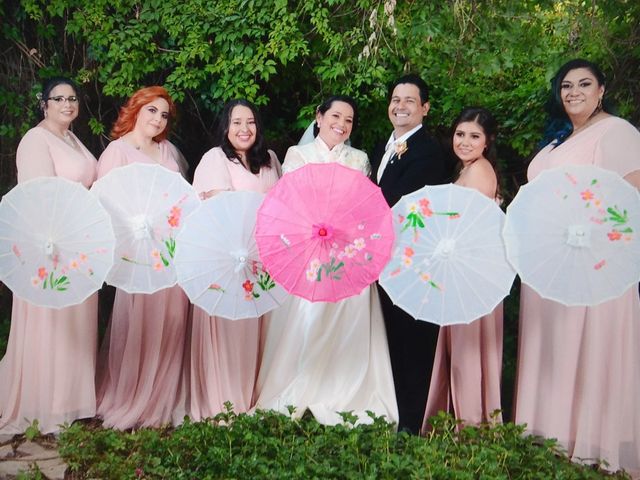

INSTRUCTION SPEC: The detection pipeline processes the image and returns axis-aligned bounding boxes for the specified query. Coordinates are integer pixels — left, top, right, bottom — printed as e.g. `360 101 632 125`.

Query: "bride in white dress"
254 96 398 426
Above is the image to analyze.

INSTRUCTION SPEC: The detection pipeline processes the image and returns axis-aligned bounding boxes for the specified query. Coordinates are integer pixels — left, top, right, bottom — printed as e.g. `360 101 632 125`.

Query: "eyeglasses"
47 96 79 104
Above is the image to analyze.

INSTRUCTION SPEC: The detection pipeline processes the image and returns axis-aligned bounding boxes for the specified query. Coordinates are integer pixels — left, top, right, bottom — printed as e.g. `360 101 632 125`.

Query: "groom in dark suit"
371 74 451 434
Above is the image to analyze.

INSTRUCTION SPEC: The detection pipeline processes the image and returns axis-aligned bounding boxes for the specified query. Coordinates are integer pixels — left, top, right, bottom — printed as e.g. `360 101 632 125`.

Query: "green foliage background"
0 0 639 422
1 0 639 193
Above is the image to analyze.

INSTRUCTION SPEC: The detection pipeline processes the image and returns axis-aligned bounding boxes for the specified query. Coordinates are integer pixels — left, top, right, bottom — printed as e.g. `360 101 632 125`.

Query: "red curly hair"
110 86 176 141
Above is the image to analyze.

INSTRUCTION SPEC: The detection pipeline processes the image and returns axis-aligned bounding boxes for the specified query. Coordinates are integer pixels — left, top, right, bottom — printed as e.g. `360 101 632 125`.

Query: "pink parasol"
255 162 394 302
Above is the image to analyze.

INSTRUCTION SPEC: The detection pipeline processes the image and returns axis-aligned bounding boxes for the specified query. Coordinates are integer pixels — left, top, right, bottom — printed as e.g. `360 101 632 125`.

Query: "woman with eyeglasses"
514 59 640 475
0 76 100 434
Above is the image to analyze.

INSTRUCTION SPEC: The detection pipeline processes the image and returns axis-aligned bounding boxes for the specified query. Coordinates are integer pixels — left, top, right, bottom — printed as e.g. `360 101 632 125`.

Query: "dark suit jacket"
370 126 450 433
370 127 450 206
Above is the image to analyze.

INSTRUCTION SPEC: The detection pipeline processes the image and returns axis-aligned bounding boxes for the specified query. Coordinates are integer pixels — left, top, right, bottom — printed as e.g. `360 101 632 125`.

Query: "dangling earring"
36 93 46 119
597 96 603 112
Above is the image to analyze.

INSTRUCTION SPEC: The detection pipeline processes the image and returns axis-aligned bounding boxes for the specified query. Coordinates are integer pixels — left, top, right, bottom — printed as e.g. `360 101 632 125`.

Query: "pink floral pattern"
208 283 225 292
29 250 98 292
167 206 181 228
575 177 634 243
12 244 24 264
207 260 276 301
389 194 456 292
401 197 458 236
305 236 373 282
120 196 188 270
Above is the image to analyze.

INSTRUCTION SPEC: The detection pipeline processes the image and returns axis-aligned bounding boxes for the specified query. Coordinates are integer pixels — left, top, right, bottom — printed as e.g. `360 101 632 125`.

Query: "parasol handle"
44 240 55 257
566 224 591 247
312 223 334 240
131 215 153 240
433 238 456 259
231 249 249 273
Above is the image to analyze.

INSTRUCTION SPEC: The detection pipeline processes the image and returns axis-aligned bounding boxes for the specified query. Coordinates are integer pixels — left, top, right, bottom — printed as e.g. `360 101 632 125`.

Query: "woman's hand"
200 189 225 200
624 170 640 191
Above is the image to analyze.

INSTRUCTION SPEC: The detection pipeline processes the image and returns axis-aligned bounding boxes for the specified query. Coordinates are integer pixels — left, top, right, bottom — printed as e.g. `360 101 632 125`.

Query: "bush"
56 406 629 479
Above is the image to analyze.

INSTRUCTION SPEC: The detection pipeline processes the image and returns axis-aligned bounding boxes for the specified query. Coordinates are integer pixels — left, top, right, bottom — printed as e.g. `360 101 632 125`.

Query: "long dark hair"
540 58 614 148
452 107 501 198
312 95 359 137
215 99 271 174
37 76 79 120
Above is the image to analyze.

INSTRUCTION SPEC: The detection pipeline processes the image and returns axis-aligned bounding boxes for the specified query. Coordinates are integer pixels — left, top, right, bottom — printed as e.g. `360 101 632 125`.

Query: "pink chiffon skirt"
515 286 640 475
0 295 98 434
96 286 189 429
422 304 503 431
187 308 261 420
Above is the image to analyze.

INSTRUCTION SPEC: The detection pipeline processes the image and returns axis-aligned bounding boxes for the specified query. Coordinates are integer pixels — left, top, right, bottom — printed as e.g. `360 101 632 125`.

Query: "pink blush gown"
95 139 190 429
422 304 503 430
187 147 281 420
422 185 503 429
514 116 640 475
0 127 98 434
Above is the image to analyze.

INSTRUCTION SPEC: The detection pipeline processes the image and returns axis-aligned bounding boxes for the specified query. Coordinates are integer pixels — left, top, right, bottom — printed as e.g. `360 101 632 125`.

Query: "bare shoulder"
457 158 497 198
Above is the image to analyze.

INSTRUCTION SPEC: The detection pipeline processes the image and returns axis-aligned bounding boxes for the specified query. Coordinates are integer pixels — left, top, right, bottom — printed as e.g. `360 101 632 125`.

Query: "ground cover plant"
45 406 628 479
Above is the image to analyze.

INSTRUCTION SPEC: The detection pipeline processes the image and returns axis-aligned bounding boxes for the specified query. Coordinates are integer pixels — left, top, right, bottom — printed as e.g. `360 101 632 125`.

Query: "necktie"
377 142 397 182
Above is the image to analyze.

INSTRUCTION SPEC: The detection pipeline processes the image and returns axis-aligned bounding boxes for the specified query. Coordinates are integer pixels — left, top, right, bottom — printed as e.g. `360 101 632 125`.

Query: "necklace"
61 131 76 147
125 136 161 163
41 121 77 148
124 133 157 152
132 141 159 153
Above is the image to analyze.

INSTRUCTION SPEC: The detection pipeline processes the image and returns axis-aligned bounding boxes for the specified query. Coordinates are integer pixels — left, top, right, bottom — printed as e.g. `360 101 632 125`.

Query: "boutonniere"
394 141 408 159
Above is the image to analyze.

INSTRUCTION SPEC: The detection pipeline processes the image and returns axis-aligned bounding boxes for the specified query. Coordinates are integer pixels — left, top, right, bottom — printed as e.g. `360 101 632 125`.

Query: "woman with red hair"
95 86 189 429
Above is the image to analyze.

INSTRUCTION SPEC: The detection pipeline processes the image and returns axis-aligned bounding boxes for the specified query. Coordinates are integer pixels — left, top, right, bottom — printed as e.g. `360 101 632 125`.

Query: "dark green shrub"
57 406 629 479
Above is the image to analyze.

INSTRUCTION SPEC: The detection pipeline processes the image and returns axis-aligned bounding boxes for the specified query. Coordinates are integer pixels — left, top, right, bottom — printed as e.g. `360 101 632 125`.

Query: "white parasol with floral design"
0 177 115 308
91 163 200 293
175 191 288 320
379 183 515 326
503 164 640 306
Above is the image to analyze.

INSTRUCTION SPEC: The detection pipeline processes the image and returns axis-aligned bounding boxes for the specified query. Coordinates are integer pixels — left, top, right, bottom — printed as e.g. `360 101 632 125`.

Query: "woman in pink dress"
422 107 503 430
95 86 190 429
514 59 640 475
188 99 281 420
0 77 99 434
254 96 398 426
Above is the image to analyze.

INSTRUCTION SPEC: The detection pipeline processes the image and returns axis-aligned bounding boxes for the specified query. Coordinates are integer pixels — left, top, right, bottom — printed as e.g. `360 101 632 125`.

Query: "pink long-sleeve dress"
95 138 190 429
187 147 281 420
0 126 98 434
514 116 640 475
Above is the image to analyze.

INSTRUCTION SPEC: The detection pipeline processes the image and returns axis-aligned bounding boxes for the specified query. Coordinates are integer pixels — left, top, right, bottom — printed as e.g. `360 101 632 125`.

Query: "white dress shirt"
376 124 423 182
